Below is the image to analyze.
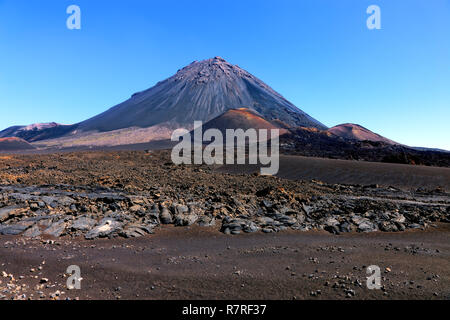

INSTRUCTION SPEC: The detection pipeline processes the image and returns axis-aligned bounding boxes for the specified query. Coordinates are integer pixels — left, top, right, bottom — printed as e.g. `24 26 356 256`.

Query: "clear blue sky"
0 0 449 149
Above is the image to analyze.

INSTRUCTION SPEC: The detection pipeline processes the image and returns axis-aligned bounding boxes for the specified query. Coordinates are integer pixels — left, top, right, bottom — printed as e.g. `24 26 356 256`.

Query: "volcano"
76 57 326 133
0 57 326 145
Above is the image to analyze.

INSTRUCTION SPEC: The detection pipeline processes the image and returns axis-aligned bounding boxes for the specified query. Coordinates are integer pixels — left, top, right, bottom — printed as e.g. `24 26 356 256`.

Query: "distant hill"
328 123 397 145
0 137 36 151
202 108 287 131
280 127 450 167
0 122 73 142
410 146 450 153
190 108 288 143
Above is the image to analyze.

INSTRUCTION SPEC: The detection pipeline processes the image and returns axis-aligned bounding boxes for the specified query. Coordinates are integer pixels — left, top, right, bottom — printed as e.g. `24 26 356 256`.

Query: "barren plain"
0 150 448 300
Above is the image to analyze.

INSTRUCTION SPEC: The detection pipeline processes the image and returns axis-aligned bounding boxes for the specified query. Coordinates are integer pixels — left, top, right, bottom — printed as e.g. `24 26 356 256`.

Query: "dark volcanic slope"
280 127 450 167
219 154 450 191
76 57 326 133
0 137 35 151
0 126 24 138
328 123 397 145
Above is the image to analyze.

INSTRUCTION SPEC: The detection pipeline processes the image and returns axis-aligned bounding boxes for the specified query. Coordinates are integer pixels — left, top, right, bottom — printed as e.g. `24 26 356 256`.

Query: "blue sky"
0 0 449 149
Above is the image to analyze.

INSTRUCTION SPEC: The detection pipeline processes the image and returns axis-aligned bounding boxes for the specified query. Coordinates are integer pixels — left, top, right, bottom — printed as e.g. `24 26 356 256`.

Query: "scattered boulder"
147 205 160 220
174 207 199 226
23 225 41 238
197 216 216 227
160 207 173 224
339 222 353 233
0 221 34 235
71 216 97 232
174 214 198 227
0 205 24 223
85 218 123 240
43 220 66 238
120 224 153 238
357 220 378 233
243 222 259 233
379 221 398 232
392 214 406 224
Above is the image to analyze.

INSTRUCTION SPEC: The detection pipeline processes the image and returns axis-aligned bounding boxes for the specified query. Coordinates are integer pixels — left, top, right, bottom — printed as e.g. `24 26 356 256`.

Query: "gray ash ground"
0 150 449 300
1 225 449 300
